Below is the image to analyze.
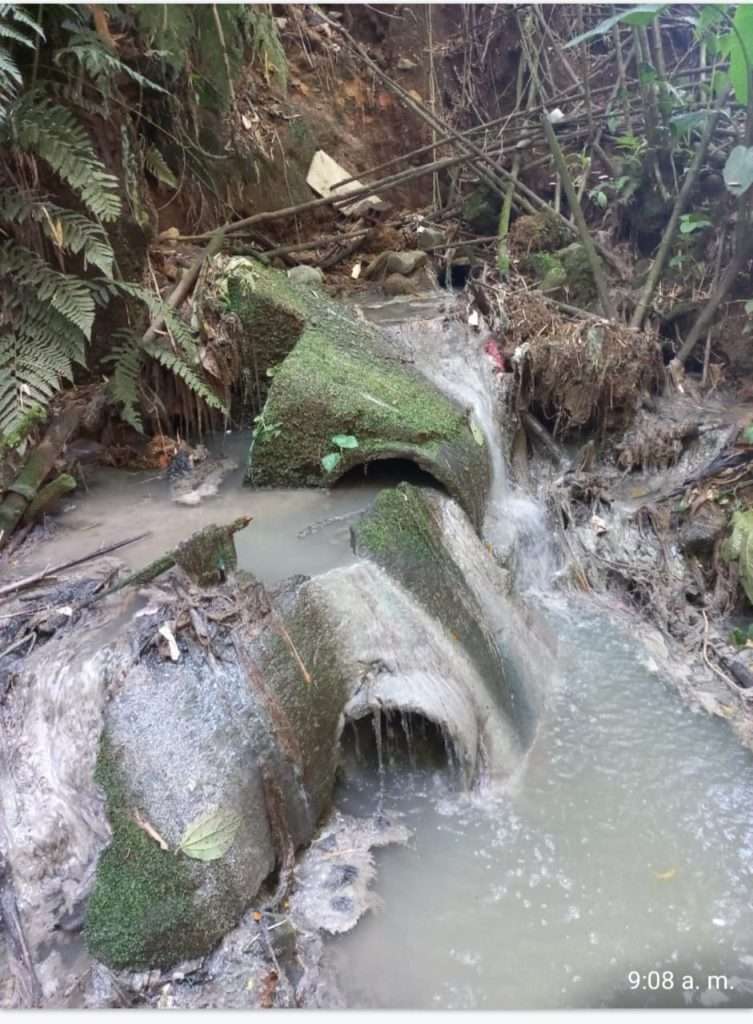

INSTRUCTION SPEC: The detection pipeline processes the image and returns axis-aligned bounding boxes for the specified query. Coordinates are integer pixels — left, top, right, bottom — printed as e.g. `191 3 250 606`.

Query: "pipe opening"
333 458 446 492
340 709 456 776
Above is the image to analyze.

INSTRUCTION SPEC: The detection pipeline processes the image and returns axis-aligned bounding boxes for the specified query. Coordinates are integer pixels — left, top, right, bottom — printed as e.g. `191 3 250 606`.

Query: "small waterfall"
373 299 557 587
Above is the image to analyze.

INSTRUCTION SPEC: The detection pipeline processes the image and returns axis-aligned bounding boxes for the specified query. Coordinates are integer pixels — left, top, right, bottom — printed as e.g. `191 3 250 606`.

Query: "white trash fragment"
158 623 180 662
590 514 609 535
306 150 388 217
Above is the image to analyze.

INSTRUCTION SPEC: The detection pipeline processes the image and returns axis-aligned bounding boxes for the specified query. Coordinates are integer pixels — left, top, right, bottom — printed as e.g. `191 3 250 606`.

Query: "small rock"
679 503 727 557
287 265 324 288
363 250 427 280
416 226 445 251
382 273 421 297
396 57 418 70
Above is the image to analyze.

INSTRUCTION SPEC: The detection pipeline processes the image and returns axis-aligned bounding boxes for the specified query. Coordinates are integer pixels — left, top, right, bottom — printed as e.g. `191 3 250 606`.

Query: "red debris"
484 337 508 373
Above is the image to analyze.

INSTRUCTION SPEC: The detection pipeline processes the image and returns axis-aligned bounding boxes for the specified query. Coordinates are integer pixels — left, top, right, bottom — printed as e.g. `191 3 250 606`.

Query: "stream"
4 292 753 1010
329 595 753 1008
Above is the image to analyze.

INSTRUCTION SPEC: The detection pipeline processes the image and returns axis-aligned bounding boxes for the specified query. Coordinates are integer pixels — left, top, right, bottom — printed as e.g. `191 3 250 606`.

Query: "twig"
542 114 616 320
0 532 150 601
630 85 730 330
143 230 225 348
274 616 312 686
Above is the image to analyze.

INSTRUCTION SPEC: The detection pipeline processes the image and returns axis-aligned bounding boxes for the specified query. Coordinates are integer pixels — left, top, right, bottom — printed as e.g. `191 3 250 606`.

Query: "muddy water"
328 595 753 1009
11 432 424 588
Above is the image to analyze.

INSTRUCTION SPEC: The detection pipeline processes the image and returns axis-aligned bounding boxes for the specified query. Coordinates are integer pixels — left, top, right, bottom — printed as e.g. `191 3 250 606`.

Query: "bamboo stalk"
542 114 615 320
630 86 730 330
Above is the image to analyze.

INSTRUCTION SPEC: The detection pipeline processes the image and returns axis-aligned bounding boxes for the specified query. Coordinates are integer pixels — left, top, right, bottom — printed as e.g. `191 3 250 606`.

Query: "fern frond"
0 330 71 438
0 5 45 41
9 92 121 221
0 190 114 276
143 142 177 189
0 45 20 90
143 340 225 413
54 30 168 99
14 292 88 367
0 240 96 337
0 6 43 122
107 279 201 362
105 329 144 431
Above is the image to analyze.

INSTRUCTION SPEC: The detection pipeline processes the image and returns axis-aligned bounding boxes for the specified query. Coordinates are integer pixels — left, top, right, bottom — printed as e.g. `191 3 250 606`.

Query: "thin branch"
542 114 616 320
630 86 730 330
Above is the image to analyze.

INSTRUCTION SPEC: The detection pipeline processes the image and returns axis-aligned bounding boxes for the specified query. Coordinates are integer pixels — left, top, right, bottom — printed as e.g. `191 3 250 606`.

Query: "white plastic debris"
158 623 180 662
547 107 565 124
306 150 388 217
590 514 609 535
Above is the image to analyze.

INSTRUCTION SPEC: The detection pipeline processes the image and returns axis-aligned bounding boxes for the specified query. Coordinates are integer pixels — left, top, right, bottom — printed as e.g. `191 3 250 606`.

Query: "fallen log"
0 407 80 545
20 473 77 525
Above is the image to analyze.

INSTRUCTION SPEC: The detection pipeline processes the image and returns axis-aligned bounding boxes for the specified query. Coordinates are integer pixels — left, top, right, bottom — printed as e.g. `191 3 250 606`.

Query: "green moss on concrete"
223 258 490 527
354 484 436 561
354 485 534 740
85 741 221 969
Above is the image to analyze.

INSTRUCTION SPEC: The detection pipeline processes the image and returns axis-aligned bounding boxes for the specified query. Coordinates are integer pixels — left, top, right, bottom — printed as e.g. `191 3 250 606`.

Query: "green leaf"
730 626 748 648
670 110 710 140
638 61 658 86
696 5 727 37
321 451 342 473
565 5 665 48
745 300 753 316
679 213 712 234
331 434 359 450
723 145 753 197
177 807 241 862
722 510 753 605
711 69 731 100
728 4 753 106
743 423 753 443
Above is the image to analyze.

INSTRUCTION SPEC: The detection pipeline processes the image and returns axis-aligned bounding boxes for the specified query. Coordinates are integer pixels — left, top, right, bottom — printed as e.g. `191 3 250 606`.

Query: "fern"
0 4 43 119
107 279 202 363
0 241 96 336
0 326 74 438
54 30 167 102
143 142 177 189
105 325 226 432
8 92 121 221
105 331 144 431
143 340 225 413
0 190 114 276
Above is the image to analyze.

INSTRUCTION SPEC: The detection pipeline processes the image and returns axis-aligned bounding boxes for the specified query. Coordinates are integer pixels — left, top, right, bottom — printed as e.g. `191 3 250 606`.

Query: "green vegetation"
0 4 285 444
85 741 202 968
223 257 489 525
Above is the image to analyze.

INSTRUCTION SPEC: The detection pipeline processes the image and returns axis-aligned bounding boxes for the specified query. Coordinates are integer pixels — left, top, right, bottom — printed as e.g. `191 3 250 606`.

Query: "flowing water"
320 294 753 1009
327 596 753 1008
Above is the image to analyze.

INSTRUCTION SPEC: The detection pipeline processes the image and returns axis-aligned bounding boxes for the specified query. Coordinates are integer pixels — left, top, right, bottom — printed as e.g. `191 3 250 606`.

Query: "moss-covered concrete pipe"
220 258 490 529
0 486 547 972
